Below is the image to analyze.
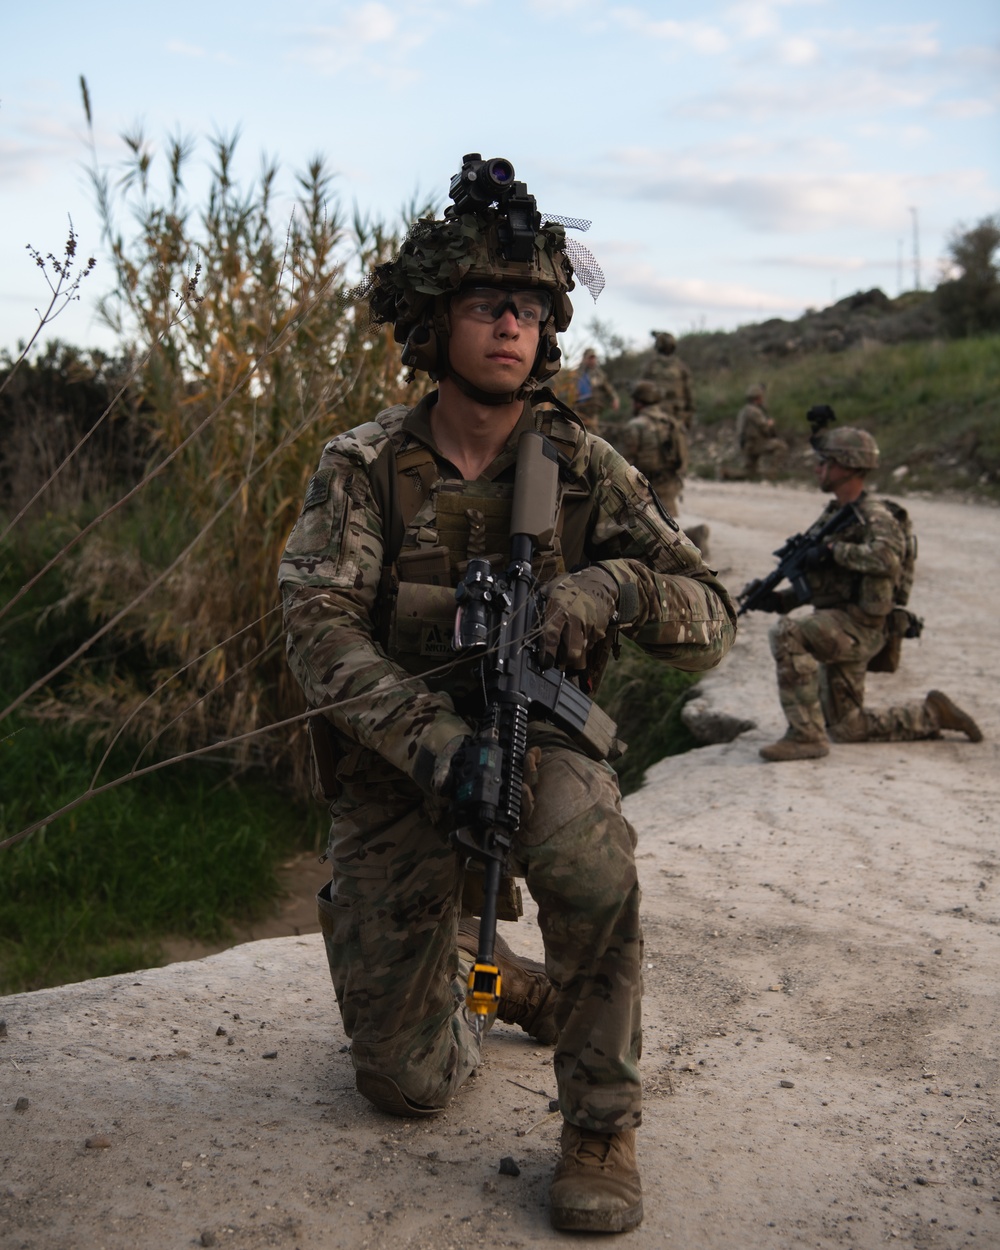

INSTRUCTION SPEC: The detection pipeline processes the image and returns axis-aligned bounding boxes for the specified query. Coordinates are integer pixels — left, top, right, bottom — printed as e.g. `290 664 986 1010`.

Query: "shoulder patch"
303 470 331 511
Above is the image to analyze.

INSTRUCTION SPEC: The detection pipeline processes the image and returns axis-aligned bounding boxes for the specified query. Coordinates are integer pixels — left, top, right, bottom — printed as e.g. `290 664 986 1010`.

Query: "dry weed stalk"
3 103 433 844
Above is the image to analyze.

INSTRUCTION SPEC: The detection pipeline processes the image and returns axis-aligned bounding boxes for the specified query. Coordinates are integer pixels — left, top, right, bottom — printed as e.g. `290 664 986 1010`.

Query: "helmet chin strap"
439 324 553 406
445 369 538 406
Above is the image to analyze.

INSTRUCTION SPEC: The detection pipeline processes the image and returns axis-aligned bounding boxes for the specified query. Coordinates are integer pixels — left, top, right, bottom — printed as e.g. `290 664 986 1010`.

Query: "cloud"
613 263 793 313
0 111 87 190
828 21 941 69
778 35 818 65
0 141 50 188
662 132 851 165
629 169 916 232
166 40 206 58
937 97 998 120
679 72 929 122
288 4 425 77
609 7 730 54
722 0 826 39
674 17 996 127
525 0 592 12
756 253 873 272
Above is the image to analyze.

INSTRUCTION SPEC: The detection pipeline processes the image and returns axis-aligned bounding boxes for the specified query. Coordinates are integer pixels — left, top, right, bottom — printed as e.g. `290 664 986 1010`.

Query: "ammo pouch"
461 861 524 922
867 606 924 674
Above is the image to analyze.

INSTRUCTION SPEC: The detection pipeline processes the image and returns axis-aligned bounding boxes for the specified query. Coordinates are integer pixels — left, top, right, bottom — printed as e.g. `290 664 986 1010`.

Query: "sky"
2 0 998 363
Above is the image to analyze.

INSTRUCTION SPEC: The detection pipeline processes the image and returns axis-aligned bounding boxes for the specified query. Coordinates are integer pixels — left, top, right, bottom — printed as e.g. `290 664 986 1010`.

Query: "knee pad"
770 617 818 685
769 616 807 661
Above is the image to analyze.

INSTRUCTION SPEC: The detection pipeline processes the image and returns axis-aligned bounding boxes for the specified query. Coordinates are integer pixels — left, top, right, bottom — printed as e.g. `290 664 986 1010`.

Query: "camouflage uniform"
620 403 689 518
575 359 618 435
278 393 736 1129
768 496 938 744
736 401 787 477
641 353 694 429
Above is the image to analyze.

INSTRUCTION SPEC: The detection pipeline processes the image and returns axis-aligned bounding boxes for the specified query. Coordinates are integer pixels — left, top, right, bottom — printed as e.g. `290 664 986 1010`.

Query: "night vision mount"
806 404 837 449
446 152 541 264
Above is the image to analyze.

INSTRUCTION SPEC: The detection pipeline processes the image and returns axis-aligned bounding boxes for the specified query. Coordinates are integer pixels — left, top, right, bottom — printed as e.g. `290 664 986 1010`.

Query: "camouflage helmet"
632 380 662 405
745 382 766 401
816 426 880 470
651 330 676 354
365 177 583 399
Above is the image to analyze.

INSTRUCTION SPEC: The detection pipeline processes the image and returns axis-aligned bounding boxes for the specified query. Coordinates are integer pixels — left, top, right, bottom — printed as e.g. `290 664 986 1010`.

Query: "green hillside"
602 293 1000 500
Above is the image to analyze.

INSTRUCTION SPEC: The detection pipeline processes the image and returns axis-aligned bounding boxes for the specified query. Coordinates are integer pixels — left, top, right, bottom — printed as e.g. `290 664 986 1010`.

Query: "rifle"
449 430 618 1032
737 501 861 617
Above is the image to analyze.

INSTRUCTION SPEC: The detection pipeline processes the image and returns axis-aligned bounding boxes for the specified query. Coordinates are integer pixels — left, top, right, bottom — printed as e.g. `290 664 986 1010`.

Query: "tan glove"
540 566 619 669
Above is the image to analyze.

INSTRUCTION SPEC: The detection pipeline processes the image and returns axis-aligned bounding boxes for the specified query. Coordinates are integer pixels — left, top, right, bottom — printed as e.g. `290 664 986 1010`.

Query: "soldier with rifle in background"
740 424 982 761
735 382 787 478
642 330 694 429
278 154 736 1233
620 379 688 518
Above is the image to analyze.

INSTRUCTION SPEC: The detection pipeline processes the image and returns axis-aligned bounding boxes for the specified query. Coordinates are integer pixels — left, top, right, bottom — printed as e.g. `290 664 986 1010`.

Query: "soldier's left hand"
540 566 619 669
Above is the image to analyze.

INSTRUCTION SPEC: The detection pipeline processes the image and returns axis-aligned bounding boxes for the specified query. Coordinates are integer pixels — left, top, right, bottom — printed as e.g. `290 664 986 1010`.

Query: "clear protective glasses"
452 285 553 327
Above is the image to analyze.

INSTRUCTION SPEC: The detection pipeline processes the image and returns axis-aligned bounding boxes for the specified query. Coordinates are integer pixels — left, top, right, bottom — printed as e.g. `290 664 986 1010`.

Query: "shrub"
6 120 432 802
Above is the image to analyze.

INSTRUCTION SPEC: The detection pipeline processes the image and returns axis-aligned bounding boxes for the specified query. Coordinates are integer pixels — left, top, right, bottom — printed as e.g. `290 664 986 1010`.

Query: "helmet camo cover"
355 159 604 394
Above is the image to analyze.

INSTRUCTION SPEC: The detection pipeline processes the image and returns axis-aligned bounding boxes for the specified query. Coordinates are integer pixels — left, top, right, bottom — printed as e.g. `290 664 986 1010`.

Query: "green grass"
596 639 701 796
0 526 323 994
0 718 320 993
691 333 1000 498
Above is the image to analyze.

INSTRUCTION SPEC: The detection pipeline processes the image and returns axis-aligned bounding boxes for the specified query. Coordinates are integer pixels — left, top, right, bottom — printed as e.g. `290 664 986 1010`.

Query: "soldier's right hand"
540 566 619 669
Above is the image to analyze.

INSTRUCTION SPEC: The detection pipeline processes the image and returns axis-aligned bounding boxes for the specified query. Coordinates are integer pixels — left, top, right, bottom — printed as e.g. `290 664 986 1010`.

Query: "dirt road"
2 480 997 1250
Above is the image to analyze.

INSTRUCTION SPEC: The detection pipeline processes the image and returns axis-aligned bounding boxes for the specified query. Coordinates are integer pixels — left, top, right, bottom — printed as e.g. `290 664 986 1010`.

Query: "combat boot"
759 733 830 762
925 690 983 742
550 1122 644 1233
456 919 558 1045
354 1071 441 1118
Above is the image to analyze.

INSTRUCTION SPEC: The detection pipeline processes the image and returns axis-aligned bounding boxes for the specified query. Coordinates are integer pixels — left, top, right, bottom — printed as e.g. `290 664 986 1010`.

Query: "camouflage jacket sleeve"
829 497 904 579
575 438 737 671
277 421 470 796
807 496 905 616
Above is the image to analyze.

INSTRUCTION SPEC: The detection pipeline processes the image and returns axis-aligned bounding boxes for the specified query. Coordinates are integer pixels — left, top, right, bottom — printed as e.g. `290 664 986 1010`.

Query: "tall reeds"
4 117 430 820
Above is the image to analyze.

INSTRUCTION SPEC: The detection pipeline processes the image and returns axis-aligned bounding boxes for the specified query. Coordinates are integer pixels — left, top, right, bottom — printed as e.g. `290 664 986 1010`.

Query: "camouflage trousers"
316 722 643 1132
769 609 939 743
743 437 787 477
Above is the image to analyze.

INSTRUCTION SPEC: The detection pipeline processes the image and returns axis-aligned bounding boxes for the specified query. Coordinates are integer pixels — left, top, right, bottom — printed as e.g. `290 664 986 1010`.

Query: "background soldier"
278 155 736 1233
736 382 787 478
620 380 688 518
747 427 982 761
574 346 619 434
641 330 694 429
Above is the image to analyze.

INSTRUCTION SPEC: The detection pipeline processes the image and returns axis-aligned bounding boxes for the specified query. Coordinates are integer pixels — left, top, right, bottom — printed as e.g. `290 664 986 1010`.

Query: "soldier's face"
815 456 853 492
447 286 541 394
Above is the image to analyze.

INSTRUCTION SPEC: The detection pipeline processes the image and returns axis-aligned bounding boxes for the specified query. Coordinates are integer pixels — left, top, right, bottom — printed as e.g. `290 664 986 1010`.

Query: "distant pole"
909 206 921 291
897 238 904 295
